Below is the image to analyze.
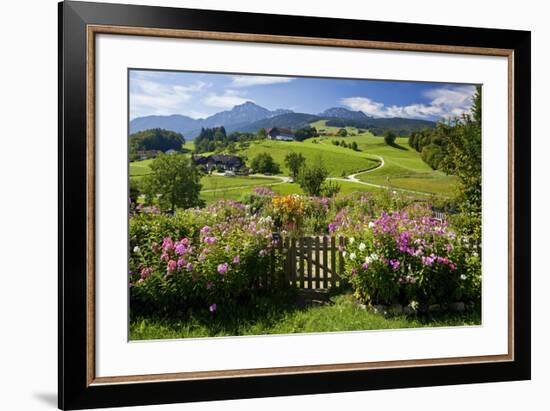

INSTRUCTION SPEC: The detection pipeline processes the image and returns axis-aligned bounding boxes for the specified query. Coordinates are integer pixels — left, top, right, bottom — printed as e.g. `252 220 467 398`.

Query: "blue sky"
129 69 477 121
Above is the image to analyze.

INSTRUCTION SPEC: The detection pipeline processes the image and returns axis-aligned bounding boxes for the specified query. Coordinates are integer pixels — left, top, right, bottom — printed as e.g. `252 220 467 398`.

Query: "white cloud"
130 78 210 119
340 85 476 120
203 89 253 109
230 75 294 88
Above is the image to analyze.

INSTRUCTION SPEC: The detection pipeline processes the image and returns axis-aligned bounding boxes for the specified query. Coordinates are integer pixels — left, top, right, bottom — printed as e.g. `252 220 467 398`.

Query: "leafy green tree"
322 180 341 197
256 128 267 139
294 126 318 141
250 152 281 174
351 141 359 151
440 86 482 214
284 152 306 181
143 154 203 212
129 128 185 154
383 130 397 146
298 157 329 196
337 128 348 137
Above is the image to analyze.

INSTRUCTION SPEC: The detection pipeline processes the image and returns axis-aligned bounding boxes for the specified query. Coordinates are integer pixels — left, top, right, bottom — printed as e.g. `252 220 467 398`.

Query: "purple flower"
206 281 213 290
177 258 186 269
186 262 193 272
200 225 211 236
225 244 231 252
209 303 217 313
389 259 401 270
204 236 217 245
233 255 241 264
162 237 174 252
259 249 268 258
328 223 336 233
217 263 229 275
362 262 369 270
351 268 357 277
175 243 187 255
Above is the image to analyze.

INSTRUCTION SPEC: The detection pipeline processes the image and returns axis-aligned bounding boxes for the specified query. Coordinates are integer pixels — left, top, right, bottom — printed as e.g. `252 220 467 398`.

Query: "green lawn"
130 293 480 340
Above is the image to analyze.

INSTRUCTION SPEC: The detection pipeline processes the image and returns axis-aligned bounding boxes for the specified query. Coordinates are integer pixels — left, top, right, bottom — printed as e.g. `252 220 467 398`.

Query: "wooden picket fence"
275 236 347 289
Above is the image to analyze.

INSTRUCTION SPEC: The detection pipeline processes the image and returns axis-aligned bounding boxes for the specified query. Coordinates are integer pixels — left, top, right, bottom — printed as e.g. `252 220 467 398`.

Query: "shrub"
340 206 480 307
129 200 283 315
250 152 281 174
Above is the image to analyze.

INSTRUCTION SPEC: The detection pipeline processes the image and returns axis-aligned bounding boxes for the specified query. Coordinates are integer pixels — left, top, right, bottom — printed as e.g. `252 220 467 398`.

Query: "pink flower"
175 243 187 255
200 226 211 236
209 303 217 313
225 244 231 252
186 262 193 272
167 260 177 272
140 267 153 280
217 263 229 275
259 249 268 258
162 237 174 252
233 255 241 264
328 223 336 233
362 262 369 270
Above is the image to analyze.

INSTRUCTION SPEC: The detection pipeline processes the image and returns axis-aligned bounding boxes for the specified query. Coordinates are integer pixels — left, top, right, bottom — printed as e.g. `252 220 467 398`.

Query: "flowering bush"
269 195 305 234
340 206 481 307
129 200 283 314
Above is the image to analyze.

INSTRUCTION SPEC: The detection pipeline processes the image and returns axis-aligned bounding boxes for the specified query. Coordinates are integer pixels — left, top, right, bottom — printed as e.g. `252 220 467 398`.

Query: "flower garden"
129 188 481 339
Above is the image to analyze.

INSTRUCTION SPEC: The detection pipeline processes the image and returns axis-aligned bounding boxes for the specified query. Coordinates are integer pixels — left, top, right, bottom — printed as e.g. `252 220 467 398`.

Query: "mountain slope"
319 107 369 120
130 102 294 138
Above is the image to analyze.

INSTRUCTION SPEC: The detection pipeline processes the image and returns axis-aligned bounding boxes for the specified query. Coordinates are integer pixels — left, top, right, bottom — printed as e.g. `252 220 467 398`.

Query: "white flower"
350 253 356 260
359 242 366 251
342 251 347 258
133 246 140 253
368 221 375 228
460 274 467 280
348 237 355 244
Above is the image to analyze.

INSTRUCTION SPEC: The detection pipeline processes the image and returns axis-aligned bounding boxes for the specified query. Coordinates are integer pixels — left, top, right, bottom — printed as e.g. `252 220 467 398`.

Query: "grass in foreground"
130 292 481 341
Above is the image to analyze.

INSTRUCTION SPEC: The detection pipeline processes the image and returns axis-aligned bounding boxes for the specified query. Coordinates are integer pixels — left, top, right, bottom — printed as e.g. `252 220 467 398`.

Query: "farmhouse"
192 154 245 172
265 127 295 141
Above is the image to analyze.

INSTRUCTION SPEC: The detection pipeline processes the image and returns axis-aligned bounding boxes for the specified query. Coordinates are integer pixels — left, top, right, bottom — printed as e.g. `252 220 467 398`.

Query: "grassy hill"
129 120 457 203
241 139 380 177
307 121 458 195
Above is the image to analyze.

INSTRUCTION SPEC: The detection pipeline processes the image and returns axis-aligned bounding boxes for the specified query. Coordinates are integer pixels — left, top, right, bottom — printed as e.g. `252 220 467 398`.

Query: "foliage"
383 130 397 146
194 127 260 153
129 128 185 158
129 200 283 315
270 195 305 233
294 126 319 141
284 152 306 181
297 158 329 196
339 205 481 307
142 153 203 212
337 128 348 137
250 152 281 174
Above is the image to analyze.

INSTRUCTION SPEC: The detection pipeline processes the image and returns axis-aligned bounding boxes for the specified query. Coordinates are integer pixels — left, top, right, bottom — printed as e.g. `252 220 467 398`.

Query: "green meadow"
130 119 458 204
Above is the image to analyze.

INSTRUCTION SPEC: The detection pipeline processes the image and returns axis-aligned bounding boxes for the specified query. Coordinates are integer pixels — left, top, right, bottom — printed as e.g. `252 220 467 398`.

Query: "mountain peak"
319 107 369 120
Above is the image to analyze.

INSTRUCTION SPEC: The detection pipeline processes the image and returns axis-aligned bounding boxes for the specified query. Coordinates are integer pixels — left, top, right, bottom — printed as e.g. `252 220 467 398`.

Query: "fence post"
306 237 313 289
290 237 297 287
298 238 304 288
314 237 320 289
322 236 328 289
331 236 337 288
337 236 346 287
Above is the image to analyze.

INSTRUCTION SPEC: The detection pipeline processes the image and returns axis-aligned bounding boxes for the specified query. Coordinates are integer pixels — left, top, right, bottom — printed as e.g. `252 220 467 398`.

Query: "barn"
265 127 295 141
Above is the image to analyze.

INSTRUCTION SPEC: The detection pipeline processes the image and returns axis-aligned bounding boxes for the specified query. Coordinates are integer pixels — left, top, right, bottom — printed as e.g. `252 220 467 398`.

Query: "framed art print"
58 1 531 409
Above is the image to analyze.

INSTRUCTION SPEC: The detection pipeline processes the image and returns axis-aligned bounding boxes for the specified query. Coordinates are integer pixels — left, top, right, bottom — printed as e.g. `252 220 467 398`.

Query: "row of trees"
129 128 185 160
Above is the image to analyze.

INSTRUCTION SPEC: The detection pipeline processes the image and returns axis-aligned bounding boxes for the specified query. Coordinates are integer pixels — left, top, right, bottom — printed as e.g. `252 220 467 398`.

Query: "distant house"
192 154 245 172
265 127 295 141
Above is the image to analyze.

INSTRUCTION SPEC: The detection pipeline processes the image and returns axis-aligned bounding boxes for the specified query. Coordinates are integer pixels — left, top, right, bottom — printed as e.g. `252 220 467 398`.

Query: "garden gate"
279 236 347 289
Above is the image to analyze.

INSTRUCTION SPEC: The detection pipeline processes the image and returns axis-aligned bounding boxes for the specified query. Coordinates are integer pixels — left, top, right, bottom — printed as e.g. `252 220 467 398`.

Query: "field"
130 120 458 204
309 120 458 195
